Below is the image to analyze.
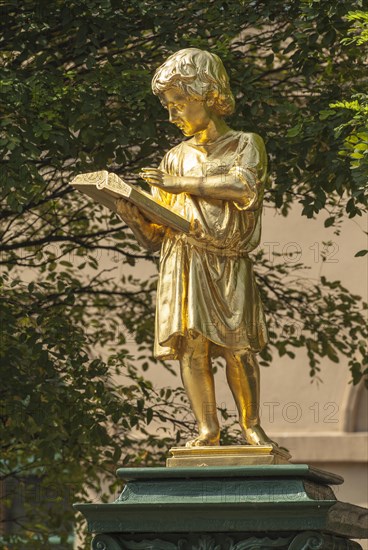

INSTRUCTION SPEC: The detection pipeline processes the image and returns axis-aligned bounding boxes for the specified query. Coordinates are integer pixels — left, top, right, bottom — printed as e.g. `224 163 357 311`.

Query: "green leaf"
146 408 153 424
319 109 335 120
287 123 302 137
355 249 368 257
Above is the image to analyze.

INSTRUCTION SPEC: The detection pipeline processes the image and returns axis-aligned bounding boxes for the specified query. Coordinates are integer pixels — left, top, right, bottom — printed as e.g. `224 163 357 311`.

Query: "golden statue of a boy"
117 48 273 447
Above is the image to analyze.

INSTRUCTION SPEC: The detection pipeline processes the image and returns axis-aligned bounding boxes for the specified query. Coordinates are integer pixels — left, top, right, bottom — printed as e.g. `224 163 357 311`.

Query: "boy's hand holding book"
115 199 148 228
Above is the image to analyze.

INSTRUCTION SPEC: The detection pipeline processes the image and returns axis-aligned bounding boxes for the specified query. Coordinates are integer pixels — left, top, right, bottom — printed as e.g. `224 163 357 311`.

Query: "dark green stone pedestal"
74 465 368 549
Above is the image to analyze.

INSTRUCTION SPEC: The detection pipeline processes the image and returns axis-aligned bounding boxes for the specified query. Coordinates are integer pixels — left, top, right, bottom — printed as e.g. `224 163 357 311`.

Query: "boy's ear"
205 90 217 108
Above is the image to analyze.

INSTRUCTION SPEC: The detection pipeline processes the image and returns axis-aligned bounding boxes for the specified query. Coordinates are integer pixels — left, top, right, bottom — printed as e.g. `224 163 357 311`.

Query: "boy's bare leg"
179 333 220 447
224 349 275 446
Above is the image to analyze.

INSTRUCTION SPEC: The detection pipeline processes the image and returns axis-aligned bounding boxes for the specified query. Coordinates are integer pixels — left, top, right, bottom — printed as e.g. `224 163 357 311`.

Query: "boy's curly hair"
152 48 235 117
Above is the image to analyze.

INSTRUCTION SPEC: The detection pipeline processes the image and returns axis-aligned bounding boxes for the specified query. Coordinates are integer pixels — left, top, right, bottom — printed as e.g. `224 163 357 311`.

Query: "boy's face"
161 87 213 137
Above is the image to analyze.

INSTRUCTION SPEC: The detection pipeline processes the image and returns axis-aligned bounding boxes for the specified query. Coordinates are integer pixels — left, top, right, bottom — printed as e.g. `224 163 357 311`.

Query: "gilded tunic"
152 130 268 360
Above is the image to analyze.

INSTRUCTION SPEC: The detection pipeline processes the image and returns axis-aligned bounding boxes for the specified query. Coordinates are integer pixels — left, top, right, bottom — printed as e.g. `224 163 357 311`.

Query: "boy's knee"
181 331 208 353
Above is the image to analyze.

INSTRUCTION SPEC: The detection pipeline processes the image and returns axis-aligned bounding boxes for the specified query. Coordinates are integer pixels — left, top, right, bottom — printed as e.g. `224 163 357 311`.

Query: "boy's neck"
192 117 231 145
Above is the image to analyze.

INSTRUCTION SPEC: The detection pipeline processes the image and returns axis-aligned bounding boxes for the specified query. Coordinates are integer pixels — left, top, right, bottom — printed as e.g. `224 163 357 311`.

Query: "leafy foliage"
323 9 368 254
342 10 368 45
1 0 367 547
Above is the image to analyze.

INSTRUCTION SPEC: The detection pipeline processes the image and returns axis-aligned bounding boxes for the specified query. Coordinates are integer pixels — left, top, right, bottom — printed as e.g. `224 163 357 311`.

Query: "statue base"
166 444 291 466
74 464 368 549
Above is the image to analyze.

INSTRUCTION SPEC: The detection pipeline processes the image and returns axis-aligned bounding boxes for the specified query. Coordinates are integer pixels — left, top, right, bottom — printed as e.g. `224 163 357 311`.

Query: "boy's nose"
168 107 178 122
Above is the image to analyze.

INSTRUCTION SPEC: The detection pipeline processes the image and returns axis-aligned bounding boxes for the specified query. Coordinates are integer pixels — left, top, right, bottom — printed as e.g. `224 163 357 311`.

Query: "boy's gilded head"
152 48 235 118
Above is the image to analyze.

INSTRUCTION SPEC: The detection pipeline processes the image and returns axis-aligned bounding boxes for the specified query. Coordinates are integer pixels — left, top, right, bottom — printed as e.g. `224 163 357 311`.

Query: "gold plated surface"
116 48 278 451
167 445 291 467
72 171 190 232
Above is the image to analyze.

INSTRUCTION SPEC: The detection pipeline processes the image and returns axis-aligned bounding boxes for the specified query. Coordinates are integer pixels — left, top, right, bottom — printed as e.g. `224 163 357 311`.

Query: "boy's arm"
141 169 258 208
116 200 164 252
140 133 266 209
147 171 256 200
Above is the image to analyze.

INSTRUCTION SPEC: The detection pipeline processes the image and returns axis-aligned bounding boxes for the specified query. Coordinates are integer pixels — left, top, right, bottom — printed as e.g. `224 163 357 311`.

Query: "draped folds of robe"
151 130 269 360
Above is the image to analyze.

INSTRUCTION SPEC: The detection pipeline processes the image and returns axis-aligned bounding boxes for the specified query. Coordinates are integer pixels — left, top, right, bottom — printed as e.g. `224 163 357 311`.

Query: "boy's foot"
185 432 220 447
244 424 277 447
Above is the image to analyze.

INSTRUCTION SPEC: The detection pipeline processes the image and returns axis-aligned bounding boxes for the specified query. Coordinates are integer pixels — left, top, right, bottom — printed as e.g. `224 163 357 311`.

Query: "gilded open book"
71 170 190 234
